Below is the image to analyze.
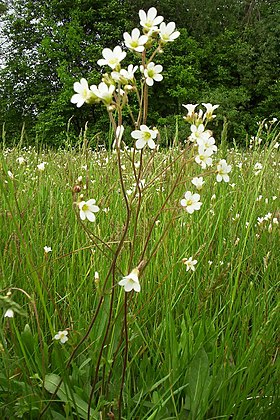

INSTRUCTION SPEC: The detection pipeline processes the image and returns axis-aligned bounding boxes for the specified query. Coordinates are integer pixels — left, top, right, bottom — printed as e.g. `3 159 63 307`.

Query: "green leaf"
44 374 98 419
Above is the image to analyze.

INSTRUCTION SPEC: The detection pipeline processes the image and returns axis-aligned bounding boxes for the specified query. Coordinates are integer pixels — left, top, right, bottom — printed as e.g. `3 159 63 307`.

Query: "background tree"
0 0 279 146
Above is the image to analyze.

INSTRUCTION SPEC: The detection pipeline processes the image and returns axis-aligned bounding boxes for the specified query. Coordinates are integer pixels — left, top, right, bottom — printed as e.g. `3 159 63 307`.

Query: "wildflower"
273 217 279 225
182 103 198 119
90 82 115 105
44 246 52 253
139 7 163 33
131 125 157 149
144 62 163 86
232 213 240 221
182 257 197 272
254 162 263 175
197 134 217 155
191 177 205 190
16 156 26 165
113 125 124 149
202 103 219 120
70 78 97 108
119 65 138 82
181 191 202 214
234 237 240 246
94 271 99 281
53 330 68 344
4 308 14 318
97 46 126 70
7 171 14 179
159 22 180 43
216 159 231 182
123 28 148 52
274 142 279 149
37 162 47 171
195 147 213 169
78 199 100 222
189 124 206 142
118 268 141 292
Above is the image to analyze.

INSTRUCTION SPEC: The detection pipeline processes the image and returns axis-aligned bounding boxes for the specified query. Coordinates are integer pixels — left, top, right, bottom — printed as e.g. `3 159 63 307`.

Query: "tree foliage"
0 0 279 145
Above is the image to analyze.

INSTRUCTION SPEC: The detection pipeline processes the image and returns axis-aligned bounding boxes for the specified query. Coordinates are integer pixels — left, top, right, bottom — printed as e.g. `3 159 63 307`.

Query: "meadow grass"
0 134 279 419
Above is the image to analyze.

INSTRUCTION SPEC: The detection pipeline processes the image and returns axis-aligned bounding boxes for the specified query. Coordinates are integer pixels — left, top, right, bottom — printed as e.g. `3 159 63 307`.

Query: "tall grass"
0 134 279 419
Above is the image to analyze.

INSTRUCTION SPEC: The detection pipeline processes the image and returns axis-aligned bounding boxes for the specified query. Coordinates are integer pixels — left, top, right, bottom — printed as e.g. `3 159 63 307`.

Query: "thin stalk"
118 293 129 420
139 162 186 262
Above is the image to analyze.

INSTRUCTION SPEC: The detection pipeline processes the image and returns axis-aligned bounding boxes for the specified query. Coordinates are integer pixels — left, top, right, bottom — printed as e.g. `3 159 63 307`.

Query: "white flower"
44 246 52 253
119 65 138 81
37 162 47 171
182 103 198 117
90 82 115 105
144 62 163 86
16 156 26 165
7 171 14 179
139 7 163 33
189 124 207 143
264 212 272 221
159 22 180 42
195 147 213 169
53 330 68 344
113 125 124 148
182 257 197 272
71 78 96 108
4 308 14 318
78 199 100 222
197 134 217 155
191 177 205 190
97 46 126 69
202 103 219 120
181 191 202 214
216 159 232 182
131 125 157 149
254 162 263 175
123 28 148 52
118 268 140 292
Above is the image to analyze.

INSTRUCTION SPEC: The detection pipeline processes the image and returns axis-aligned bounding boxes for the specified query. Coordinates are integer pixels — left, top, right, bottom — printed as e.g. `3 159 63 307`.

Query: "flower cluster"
71 7 180 151
182 103 232 181
70 8 233 293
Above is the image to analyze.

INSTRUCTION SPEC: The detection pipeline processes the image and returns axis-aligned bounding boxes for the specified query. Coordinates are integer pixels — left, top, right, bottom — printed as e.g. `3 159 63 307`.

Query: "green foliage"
0 141 279 418
0 0 280 146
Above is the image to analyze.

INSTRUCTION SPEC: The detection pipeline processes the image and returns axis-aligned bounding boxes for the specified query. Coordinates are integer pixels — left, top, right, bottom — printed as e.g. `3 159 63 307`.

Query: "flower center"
143 131 151 141
109 58 118 66
147 69 155 78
